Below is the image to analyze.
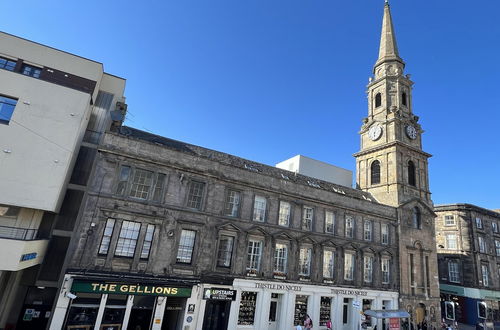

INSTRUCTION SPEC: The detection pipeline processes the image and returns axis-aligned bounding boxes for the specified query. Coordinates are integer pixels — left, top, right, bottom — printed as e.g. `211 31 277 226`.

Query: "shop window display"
320 297 332 326
294 295 309 326
238 292 257 325
65 293 101 328
101 294 126 329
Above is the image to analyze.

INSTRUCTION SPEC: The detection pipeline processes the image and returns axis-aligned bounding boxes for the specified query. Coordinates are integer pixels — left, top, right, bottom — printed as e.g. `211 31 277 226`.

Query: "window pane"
115 221 140 257
299 247 312 276
253 196 266 222
246 240 262 271
382 258 390 284
274 243 288 273
224 190 241 217
152 173 166 202
217 235 234 267
278 201 291 226
381 224 389 244
302 207 313 231
176 230 196 263
364 221 372 241
129 169 154 199
0 57 16 71
98 219 115 255
187 181 205 210
0 95 17 124
116 166 131 196
325 211 335 234
140 224 155 259
238 292 257 325
323 250 335 278
345 216 354 238
448 261 460 283
364 256 373 282
344 253 354 280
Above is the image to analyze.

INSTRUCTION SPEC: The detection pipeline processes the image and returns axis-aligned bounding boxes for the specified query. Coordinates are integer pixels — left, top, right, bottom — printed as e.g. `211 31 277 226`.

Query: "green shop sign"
71 281 192 297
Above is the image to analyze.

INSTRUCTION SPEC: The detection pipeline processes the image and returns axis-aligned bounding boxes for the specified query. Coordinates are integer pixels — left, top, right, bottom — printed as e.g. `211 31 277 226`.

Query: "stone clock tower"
354 2 441 326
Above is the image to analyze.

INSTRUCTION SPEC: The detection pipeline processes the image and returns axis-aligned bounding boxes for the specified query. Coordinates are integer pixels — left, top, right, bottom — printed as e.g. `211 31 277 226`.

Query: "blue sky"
3 0 499 209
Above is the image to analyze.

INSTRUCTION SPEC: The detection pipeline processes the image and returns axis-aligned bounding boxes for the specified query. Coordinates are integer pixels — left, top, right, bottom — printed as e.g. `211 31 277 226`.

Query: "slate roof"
117 126 377 203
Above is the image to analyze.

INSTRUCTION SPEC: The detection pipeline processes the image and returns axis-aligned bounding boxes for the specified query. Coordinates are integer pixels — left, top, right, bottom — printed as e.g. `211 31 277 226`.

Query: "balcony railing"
0 226 38 240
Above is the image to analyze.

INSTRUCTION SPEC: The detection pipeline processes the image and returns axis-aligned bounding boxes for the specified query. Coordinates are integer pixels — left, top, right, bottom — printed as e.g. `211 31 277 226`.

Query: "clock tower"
354 2 441 326
354 1 431 208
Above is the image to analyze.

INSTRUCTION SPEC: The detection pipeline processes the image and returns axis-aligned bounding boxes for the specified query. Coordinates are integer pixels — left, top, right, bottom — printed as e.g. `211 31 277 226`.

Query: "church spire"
375 1 404 68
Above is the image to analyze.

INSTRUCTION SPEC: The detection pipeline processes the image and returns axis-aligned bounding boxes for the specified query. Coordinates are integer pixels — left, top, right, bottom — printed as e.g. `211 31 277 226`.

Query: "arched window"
371 160 381 185
375 93 382 108
412 207 421 229
408 160 416 186
402 92 407 106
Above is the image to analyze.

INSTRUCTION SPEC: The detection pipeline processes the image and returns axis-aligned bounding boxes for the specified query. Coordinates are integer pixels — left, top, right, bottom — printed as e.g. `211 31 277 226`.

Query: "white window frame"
140 224 155 259
444 215 456 226
448 260 460 283
274 243 288 274
325 211 335 234
246 239 262 271
216 235 235 268
302 206 314 231
344 252 355 281
98 218 116 255
446 234 457 250
186 180 205 210
299 247 312 276
481 264 489 287
479 236 487 253
278 201 291 226
364 220 372 241
476 217 483 229
323 249 335 279
345 216 354 238
495 241 500 256
115 221 141 257
381 224 389 245
176 229 196 263
252 195 267 222
493 222 499 233
363 255 373 283
381 258 390 284
224 190 241 217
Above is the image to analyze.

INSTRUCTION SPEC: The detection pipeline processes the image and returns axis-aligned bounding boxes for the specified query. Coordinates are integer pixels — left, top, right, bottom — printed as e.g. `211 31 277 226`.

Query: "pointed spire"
375 1 404 67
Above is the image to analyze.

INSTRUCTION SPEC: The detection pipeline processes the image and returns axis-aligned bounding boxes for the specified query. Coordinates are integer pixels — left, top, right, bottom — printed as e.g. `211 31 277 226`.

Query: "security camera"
65 292 77 300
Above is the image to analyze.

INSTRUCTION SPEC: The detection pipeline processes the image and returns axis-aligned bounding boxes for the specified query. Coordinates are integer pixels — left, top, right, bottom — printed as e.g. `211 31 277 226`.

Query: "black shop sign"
203 288 237 301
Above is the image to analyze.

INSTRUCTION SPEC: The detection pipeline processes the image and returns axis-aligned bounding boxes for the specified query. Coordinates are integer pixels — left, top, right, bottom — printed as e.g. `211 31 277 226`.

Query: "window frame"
493 221 499 233
223 189 241 217
246 239 263 272
445 234 458 250
98 218 116 255
345 216 354 238
278 201 291 227
370 160 381 185
114 220 141 258
325 210 335 234
363 255 373 283
273 243 288 274
323 249 335 279
444 215 456 226
302 206 314 231
0 95 18 125
448 260 460 283
412 207 421 229
0 57 16 71
176 229 197 264
364 220 372 241
481 264 489 287
216 234 235 268
476 217 483 229
375 92 382 108
115 165 167 203
408 160 416 187
140 224 155 259
252 195 267 222
479 236 487 253
344 252 355 281
381 258 390 284
21 64 42 78
298 246 312 276
381 223 389 245
186 180 206 210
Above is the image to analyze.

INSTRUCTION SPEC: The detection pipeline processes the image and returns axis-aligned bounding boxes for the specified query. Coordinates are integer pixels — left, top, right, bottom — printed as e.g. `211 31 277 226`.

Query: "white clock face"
406 125 417 139
368 124 383 141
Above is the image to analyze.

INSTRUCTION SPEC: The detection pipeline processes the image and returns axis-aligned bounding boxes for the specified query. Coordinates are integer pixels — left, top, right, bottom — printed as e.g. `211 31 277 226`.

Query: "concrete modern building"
0 32 126 329
435 204 500 326
48 2 441 330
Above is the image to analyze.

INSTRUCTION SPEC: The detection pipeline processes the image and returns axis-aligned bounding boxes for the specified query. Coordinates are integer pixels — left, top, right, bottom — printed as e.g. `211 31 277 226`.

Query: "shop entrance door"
202 300 230 330
268 295 280 330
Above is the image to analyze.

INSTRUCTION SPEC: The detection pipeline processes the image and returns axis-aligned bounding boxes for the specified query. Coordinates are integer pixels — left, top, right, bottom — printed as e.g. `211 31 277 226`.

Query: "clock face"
406 125 417 139
368 124 383 141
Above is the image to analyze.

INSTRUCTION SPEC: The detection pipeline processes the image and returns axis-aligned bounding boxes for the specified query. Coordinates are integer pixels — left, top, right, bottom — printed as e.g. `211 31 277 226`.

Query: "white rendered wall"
0 70 91 212
276 155 353 187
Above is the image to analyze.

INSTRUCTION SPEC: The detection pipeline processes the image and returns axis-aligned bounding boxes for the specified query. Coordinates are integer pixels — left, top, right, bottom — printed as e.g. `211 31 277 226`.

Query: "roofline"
434 203 500 218
1 31 125 80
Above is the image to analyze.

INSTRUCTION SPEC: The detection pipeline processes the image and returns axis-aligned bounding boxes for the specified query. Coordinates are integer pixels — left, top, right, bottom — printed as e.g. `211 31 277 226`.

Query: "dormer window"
402 92 407 106
375 93 382 108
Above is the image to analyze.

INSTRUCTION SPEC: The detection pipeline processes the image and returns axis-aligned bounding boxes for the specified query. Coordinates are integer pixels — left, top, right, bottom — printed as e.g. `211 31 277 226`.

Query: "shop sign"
203 288 237 300
71 281 192 297
389 318 400 330
20 253 37 262
331 289 368 296
254 283 302 291
352 300 361 309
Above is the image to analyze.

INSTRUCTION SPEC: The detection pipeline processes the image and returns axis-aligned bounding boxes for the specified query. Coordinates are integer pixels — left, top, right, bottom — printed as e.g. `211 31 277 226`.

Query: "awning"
364 310 410 318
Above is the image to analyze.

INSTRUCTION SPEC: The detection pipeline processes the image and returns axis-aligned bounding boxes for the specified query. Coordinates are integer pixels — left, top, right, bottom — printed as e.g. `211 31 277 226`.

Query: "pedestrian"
326 319 332 330
303 314 313 330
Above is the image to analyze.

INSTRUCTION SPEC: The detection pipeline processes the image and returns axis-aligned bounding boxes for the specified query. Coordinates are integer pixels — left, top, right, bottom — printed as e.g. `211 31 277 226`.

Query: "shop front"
51 275 194 330
182 279 398 330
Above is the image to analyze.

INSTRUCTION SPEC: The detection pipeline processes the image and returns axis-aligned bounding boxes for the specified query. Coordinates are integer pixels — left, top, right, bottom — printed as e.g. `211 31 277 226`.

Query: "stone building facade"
435 204 500 326
48 2 442 330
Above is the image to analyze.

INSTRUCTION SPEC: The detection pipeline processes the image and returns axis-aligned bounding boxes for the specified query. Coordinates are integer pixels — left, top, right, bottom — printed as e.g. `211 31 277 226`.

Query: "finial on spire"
375 0 404 68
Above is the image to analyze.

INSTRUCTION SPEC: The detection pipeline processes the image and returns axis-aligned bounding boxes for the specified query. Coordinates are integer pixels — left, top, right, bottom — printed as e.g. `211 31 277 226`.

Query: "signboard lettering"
71 281 191 297
203 288 237 300
254 283 302 291
331 289 368 296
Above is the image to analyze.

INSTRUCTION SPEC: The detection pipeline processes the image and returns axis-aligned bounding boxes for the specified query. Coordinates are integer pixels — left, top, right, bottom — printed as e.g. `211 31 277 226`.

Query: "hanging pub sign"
71 281 192 297
202 288 237 301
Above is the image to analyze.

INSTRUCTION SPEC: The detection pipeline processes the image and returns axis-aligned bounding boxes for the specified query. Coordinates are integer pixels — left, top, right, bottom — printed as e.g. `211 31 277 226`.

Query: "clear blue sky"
3 1 499 209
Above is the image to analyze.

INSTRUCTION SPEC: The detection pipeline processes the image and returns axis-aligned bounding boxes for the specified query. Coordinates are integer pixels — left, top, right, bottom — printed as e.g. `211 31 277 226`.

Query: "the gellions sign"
71 281 192 297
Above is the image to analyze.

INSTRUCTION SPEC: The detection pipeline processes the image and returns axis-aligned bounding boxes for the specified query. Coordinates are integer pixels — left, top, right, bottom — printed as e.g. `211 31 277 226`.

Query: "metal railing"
0 225 38 240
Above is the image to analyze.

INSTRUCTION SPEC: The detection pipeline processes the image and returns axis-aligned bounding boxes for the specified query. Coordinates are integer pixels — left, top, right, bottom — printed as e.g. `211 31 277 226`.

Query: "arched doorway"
415 303 426 326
